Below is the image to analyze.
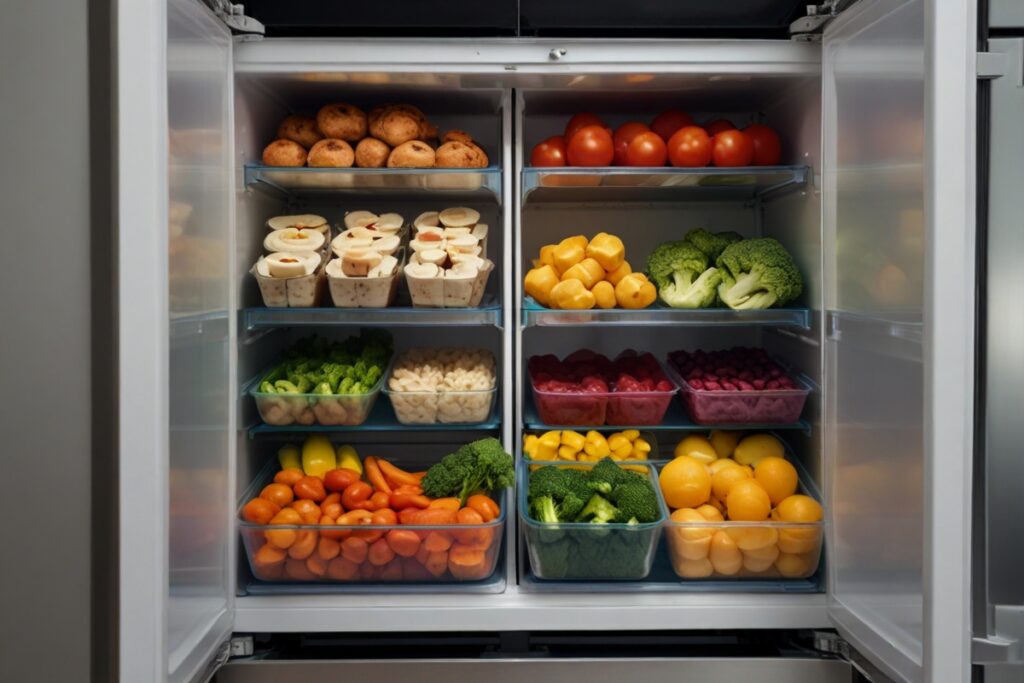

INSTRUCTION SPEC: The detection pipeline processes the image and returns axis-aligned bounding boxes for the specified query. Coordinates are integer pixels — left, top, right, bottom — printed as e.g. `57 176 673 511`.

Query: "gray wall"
0 1 113 681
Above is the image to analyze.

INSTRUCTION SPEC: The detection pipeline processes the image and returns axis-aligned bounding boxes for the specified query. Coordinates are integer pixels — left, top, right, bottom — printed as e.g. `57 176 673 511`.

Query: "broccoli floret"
663 265 724 309
528 466 591 502
684 228 744 261
645 241 723 309
531 495 560 523
420 437 514 504
557 492 587 521
576 493 619 524
587 457 639 489
532 537 571 577
716 237 804 310
608 481 660 523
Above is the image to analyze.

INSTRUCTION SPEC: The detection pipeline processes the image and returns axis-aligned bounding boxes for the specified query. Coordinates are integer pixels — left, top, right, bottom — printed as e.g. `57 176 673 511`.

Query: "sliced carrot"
367 491 391 510
287 530 319 560
363 456 393 494
466 494 500 522
360 561 381 580
318 514 346 541
402 557 434 581
305 553 328 577
385 529 421 558
452 507 489 547
340 537 368 564
379 558 405 581
423 530 454 553
428 497 461 511
327 556 359 581
414 543 431 565
408 508 457 526
284 557 317 581
376 458 421 488
424 550 449 577
447 543 489 580
390 491 431 510
367 537 396 566
253 542 286 568
318 536 340 561
255 562 285 581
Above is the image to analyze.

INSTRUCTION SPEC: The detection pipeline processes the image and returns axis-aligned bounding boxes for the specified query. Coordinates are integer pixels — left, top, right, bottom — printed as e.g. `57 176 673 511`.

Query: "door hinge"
809 631 896 682
789 1 857 41
204 0 265 36
973 605 1024 664
229 635 255 658
977 51 1008 79
198 640 231 683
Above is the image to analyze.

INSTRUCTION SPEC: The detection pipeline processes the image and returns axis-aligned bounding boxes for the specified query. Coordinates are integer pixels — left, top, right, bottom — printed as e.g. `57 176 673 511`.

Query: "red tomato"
651 109 694 142
624 131 668 167
564 113 607 143
743 123 782 166
566 125 614 166
711 129 754 167
530 135 567 167
612 122 650 166
705 119 736 136
667 126 713 167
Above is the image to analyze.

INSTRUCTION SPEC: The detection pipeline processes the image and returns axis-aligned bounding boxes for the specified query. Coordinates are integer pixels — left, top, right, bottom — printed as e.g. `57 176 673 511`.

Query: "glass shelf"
243 295 503 331
248 397 501 438
244 164 502 201
521 297 811 329
522 393 810 433
521 165 809 203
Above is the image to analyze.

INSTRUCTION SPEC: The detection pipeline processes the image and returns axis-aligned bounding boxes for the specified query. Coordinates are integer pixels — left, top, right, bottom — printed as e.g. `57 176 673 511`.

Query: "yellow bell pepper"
552 237 586 274
535 431 561 460
277 444 301 471
538 244 557 268
615 272 656 309
558 444 579 460
523 434 539 458
607 433 633 460
524 265 560 307
591 280 616 309
632 437 652 458
336 444 362 475
301 435 337 477
561 235 589 250
560 257 605 289
584 431 611 458
605 260 632 286
550 279 596 309
560 430 586 452
585 232 625 271
621 429 640 441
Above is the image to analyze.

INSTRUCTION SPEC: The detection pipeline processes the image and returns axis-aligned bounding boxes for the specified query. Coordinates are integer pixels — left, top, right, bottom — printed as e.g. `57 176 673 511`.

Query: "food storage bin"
528 372 677 427
520 430 662 466
660 460 823 580
239 463 506 585
249 359 390 427
251 258 327 308
383 384 498 425
405 259 494 308
519 461 668 580
326 248 406 308
673 368 812 425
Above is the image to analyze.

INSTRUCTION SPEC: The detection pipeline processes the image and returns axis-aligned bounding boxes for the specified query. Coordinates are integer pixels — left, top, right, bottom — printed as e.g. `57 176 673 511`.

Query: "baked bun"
262 139 307 167
316 103 368 142
354 137 390 168
435 141 488 168
370 109 422 147
307 138 355 167
387 140 436 168
277 115 323 149
442 130 474 145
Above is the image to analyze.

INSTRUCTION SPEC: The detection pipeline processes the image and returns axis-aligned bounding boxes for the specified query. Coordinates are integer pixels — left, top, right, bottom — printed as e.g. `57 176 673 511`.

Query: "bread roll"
262 139 307 167
387 140 436 168
442 130 474 145
277 115 323 149
316 103 367 142
307 138 355 167
354 137 390 168
435 140 488 168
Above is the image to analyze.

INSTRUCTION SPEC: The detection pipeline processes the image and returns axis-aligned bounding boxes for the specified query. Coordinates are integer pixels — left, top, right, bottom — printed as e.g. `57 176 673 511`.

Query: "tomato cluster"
530 110 782 169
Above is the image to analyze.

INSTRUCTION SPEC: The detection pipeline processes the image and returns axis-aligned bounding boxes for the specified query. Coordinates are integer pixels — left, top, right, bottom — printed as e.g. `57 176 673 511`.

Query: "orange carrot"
423 530 454 553
408 508 457 526
452 507 489 547
284 557 317 581
428 497 461 511
318 536 340 561
447 543 488 580
390 491 431 510
305 553 328 577
376 458 421 488
367 491 391 510
402 557 433 581
385 529 421 558
340 537 368 564
287 530 319 560
424 550 449 577
379 558 404 581
367 537 396 566
327 556 359 580
363 456 392 494
466 494 500 522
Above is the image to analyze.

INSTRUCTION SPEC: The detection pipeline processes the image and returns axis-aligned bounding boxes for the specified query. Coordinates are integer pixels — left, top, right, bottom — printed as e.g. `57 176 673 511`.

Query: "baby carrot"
385 529 421 558
363 456 392 494
367 537 396 566
376 458 421 488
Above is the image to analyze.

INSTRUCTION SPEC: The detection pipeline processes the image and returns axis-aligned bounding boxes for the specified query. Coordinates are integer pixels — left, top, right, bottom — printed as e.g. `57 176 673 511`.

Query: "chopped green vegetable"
420 437 515 505
716 237 803 310
256 331 392 397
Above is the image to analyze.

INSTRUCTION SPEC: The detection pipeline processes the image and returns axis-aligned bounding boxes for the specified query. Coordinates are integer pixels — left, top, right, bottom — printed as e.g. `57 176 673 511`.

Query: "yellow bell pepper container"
605 260 632 286
560 430 586 452
550 279 596 309
552 236 587 274
523 434 539 458
583 431 611 458
560 257 605 289
585 232 625 271
615 272 656 309
591 280 616 309
524 265 560 307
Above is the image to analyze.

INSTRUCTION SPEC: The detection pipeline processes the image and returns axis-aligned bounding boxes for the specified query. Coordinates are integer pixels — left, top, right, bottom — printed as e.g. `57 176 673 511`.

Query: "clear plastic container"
519 461 668 580
383 384 498 425
326 248 406 308
249 359 390 427
251 259 327 308
528 372 677 427
674 369 811 425
520 429 662 466
405 259 494 308
239 463 506 585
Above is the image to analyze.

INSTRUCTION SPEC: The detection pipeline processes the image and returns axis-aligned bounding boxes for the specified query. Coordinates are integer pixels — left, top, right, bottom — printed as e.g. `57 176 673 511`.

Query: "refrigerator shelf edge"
244 295 503 330
521 297 811 329
521 165 809 203
244 164 503 202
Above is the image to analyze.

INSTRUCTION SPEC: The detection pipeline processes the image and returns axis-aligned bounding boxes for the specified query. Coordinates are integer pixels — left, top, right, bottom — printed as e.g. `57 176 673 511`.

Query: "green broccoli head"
530 495 560 523
528 466 591 502
608 481 660 524
716 237 804 310
645 241 709 292
659 265 723 309
576 493 619 524
684 229 744 261
587 457 640 489
421 438 514 504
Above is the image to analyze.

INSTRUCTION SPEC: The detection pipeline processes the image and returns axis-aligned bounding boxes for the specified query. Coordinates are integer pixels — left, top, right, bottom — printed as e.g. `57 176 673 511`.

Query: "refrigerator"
113 0 989 681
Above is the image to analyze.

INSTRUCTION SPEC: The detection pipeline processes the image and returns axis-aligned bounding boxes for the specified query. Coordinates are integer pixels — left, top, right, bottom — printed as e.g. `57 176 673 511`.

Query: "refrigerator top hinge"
203 0 265 36
789 1 856 41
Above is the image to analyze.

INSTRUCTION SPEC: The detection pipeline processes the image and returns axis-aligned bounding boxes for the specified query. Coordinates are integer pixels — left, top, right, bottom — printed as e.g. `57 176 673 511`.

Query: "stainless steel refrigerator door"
821 1 976 681
118 0 237 681
974 36 1024 679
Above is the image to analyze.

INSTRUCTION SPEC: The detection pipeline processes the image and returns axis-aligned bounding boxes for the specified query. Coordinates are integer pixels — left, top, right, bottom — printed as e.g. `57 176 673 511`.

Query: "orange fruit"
711 463 753 501
668 508 713 560
754 456 798 505
775 494 823 523
708 530 742 575
774 494 823 554
708 430 742 458
742 544 779 573
708 458 741 476
726 479 771 521
774 551 813 578
659 456 711 509
695 504 724 522
673 556 713 578
726 525 778 551
674 435 718 464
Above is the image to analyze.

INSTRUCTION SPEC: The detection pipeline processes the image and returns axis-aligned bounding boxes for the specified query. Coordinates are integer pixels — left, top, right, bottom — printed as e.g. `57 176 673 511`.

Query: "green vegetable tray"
518 460 668 580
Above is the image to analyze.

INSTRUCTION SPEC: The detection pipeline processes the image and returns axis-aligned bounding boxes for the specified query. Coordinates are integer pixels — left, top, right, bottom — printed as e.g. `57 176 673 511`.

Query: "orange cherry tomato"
705 118 735 136
530 135 567 167
367 491 391 511
743 123 782 166
667 126 713 167
624 131 668 167
318 514 346 541
290 498 321 525
323 468 361 493
292 476 326 502
340 537 368 564
650 109 694 143
466 494 500 523
712 129 754 167
564 112 606 143
320 492 343 519
341 481 373 510
567 125 614 167
265 508 301 549
260 483 293 508
241 497 279 525
274 467 305 486
612 122 650 166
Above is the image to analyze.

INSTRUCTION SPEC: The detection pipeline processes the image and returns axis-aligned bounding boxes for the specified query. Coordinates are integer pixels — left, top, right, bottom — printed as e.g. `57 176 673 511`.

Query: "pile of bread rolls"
262 103 489 169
